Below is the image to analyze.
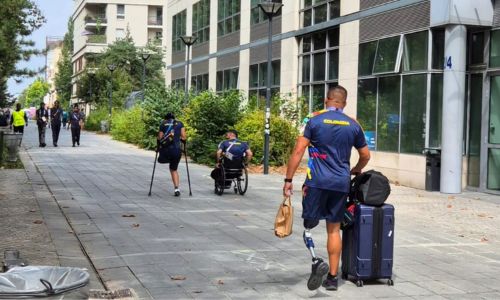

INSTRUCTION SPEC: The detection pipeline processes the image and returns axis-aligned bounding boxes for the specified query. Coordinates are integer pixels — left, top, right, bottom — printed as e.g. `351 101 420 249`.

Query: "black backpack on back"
350 170 391 206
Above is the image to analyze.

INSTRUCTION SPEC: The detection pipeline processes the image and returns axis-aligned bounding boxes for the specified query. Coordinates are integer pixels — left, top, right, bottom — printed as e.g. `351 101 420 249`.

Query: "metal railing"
87 34 106 44
148 16 163 26
84 14 107 25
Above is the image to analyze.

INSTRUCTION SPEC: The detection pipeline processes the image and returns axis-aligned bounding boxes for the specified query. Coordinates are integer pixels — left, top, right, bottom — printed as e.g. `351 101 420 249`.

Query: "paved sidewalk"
13 123 500 299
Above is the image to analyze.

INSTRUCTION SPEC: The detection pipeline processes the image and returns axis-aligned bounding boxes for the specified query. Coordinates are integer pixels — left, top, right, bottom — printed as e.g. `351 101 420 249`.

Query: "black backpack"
350 170 391 206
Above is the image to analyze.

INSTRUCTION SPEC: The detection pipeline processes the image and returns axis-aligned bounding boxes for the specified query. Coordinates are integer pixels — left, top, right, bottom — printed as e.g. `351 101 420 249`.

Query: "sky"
7 0 74 96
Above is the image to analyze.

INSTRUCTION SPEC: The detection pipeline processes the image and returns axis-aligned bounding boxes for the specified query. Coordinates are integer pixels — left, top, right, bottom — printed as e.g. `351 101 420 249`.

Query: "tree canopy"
0 0 45 106
20 78 49 107
54 18 74 109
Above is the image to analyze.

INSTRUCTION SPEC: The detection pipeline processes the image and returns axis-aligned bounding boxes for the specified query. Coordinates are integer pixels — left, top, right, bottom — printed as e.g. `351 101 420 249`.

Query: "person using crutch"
157 112 186 197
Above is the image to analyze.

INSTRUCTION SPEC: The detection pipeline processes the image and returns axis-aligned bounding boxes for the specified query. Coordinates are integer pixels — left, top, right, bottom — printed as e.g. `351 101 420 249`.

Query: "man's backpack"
350 170 391 206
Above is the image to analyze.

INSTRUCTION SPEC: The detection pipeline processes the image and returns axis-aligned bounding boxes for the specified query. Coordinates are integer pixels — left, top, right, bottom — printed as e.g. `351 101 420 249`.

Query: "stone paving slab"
15 122 500 299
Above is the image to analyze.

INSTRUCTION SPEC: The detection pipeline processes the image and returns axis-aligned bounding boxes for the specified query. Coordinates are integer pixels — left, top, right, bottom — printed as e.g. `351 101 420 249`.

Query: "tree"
23 78 49 107
0 0 45 106
77 35 164 110
54 18 74 109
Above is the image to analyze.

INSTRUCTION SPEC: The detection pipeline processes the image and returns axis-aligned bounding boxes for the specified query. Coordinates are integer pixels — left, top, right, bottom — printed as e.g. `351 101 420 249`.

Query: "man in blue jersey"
158 112 186 196
283 86 370 291
216 130 253 187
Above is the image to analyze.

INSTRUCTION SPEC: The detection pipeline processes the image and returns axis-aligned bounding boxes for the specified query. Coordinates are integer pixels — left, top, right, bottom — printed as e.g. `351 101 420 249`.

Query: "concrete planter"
100 120 109 133
3 133 22 162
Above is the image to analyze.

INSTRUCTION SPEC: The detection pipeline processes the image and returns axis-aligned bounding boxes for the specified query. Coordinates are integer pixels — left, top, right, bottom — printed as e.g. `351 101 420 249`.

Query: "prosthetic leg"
303 220 329 291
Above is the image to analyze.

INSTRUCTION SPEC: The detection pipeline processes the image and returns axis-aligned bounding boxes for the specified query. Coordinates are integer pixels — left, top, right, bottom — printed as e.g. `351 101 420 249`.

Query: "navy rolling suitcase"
341 203 395 287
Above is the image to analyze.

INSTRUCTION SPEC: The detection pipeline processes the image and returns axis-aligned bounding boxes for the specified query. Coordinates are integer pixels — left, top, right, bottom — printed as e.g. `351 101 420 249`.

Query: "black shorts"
13 126 24 134
302 185 347 223
158 147 182 171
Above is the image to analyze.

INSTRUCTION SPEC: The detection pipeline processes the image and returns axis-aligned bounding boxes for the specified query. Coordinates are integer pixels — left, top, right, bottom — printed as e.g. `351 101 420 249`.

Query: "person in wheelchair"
216 130 253 188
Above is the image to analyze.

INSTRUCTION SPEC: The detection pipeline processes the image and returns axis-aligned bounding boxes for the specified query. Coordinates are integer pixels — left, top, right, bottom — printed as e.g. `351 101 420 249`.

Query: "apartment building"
71 0 165 103
44 36 64 107
164 0 500 194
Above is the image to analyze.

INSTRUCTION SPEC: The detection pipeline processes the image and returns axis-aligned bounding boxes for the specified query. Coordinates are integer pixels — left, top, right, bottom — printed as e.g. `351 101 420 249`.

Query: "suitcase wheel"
387 279 394 286
356 280 363 287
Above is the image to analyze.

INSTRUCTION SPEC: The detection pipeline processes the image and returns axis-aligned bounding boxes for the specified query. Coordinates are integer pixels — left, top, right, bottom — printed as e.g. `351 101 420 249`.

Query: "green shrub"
235 110 298 166
141 84 186 149
85 108 109 131
110 106 145 145
184 90 244 163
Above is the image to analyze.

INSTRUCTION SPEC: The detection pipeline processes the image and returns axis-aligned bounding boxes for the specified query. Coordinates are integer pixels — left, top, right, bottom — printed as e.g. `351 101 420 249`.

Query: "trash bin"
424 148 441 191
3 133 23 162
0 266 89 297
100 120 109 133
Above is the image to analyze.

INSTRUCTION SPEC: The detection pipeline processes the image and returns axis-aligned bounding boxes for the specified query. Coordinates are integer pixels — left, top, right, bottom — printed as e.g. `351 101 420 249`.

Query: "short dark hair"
327 85 348 101
165 112 175 120
227 129 238 138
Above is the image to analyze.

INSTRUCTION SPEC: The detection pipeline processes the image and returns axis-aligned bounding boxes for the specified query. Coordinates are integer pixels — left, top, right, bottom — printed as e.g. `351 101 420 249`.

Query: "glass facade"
357 31 431 154
490 30 500 68
301 0 340 28
217 0 240 36
192 0 210 44
191 73 209 93
467 74 483 187
216 67 239 91
172 10 187 52
249 60 280 101
171 78 185 90
299 28 339 113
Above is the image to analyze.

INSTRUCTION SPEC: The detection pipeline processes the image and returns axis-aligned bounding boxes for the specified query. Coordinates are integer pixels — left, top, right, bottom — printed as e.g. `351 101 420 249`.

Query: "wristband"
284 178 293 183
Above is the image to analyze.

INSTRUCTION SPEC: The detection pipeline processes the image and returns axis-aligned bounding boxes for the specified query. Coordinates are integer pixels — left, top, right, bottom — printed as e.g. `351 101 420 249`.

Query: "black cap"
227 129 238 137
165 112 175 120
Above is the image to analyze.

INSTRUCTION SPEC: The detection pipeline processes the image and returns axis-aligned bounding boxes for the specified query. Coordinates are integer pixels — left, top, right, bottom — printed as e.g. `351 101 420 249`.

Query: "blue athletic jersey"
302 108 367 193
218 139 249 160
159 119 184 149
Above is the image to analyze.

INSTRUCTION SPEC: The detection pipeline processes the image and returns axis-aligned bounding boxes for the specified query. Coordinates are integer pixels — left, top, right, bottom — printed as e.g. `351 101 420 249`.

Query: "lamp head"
180 35 198 46
258 1 283 16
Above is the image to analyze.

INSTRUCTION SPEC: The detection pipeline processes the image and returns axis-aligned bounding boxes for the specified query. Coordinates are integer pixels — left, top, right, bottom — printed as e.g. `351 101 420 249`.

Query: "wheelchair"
214 157 248 196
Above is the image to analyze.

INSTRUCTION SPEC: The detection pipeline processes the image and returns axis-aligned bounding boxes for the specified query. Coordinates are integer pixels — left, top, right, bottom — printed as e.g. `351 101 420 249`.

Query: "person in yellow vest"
10 103 28 134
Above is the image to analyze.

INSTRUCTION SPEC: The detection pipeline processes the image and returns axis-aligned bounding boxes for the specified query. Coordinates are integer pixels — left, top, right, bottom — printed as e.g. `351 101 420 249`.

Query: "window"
377 76 400 152
403 31 428 71
171 78 185 90
172 10 187 53
248 60 280 101
358 41 377 76
117 4 125 19
216 67 239 91
357 79 377 149
193 0 210 44
470 32 484 65
116 29 125 40
429 74 443 148
400 74 427 154
373 36 403 74
432 30 444 69
301 0 340 28
191 74 209 92
218 0 240 37
299 28 339 113
490 30 500 68
251 0 282 25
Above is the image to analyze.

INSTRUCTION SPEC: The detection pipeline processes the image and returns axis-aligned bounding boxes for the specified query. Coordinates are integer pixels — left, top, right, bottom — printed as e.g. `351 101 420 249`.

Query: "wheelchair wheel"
237 167 248 195
214 166 225 196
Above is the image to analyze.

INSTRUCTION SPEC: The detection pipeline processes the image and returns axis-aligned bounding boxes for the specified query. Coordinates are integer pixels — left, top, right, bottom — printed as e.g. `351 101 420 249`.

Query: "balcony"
148 16 163 27
85 14 107 28
86 34 106 44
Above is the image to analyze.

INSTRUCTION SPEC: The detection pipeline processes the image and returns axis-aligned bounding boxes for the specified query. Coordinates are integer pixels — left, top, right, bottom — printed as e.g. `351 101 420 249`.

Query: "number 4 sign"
445 56 452 69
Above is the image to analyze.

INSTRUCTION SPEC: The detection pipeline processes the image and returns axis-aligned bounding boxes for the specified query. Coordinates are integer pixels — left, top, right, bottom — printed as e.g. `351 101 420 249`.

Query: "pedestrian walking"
282 86 371 291
35 102 48 147
50 100 63 147
69 104 83 147
10 104 28 135
0 109 8 129
62 110 68 129
157 112 186 196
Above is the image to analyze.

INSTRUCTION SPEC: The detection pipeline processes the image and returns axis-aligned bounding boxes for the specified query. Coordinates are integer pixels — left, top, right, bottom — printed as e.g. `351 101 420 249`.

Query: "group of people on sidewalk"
0 102 85 148
35 102 84 147
157 85 370 292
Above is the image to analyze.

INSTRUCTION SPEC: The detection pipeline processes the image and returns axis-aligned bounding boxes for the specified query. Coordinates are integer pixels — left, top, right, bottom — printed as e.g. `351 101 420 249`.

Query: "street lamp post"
180 35 198 104
259 1 283 175
140 51 152 100
107 64 116 118
87 68 98 103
